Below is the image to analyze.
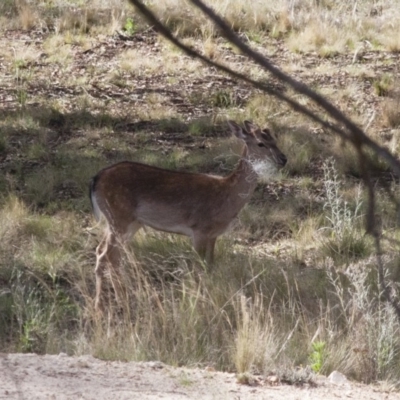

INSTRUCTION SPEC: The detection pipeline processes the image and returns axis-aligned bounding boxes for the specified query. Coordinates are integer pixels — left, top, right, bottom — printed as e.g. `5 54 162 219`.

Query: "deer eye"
257 142 265 147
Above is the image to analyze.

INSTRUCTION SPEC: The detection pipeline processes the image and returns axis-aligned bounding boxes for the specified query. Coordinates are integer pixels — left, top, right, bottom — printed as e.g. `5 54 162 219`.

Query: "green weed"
123 17 136 36
309 341 327 373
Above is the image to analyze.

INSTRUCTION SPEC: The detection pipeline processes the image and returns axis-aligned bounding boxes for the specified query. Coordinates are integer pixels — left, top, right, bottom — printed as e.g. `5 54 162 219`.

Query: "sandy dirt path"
1 353 399 400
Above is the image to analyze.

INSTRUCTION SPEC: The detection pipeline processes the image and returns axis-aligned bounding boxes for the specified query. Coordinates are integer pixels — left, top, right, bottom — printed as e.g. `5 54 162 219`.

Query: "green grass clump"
373 74 393 97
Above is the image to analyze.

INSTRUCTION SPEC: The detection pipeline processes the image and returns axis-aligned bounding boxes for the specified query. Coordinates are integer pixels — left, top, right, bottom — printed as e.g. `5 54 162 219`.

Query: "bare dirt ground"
1 353 399 400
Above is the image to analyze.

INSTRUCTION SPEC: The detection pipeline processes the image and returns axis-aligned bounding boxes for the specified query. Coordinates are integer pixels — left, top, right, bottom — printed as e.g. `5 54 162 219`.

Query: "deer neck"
226 145 259 204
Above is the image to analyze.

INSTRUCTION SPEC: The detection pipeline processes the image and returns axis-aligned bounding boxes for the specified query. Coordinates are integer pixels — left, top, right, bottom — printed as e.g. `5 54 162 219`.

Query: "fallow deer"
90 120 287 311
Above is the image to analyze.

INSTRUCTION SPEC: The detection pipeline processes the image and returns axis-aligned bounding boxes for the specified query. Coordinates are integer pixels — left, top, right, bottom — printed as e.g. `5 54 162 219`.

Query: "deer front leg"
205 237 217 264
193 234 217 265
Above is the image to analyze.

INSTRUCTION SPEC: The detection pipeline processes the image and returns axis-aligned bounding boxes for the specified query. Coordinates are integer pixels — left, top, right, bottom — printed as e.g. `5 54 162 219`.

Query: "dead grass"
17 1 38 30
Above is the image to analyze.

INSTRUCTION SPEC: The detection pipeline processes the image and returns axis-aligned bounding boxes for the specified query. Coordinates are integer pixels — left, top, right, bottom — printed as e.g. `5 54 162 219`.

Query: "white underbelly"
141 219 193 237
136 204 193 236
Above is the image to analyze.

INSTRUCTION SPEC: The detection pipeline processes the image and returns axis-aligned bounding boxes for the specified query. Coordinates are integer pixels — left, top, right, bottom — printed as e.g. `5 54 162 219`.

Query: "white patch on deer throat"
250 160 276 182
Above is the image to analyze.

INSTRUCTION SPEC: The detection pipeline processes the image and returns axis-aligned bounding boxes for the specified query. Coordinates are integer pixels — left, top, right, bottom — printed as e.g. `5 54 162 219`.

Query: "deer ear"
261 128 274 141
261 128 279 143
227 120 248 140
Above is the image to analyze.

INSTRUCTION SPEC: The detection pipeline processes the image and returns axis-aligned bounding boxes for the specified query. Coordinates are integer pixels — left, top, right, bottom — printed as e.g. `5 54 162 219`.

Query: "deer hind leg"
105 232 126 305
94 233 110 312
95 222 142 312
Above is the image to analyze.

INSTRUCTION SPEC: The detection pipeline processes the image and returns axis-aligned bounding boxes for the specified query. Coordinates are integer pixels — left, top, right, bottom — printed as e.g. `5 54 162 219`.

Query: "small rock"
75 360 90 368
328 370 348 385
146 361 165 369
266 375 279 385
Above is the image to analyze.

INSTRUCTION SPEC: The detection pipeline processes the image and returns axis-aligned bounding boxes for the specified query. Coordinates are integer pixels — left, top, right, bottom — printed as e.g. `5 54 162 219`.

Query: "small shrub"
319 158 370 262
123 17 136 36
309 341 327 373
210 90 236 108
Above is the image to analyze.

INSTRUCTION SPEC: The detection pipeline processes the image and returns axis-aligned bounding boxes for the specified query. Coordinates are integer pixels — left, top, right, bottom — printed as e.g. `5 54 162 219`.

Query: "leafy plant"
309 341 327 373
123 17 136 36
